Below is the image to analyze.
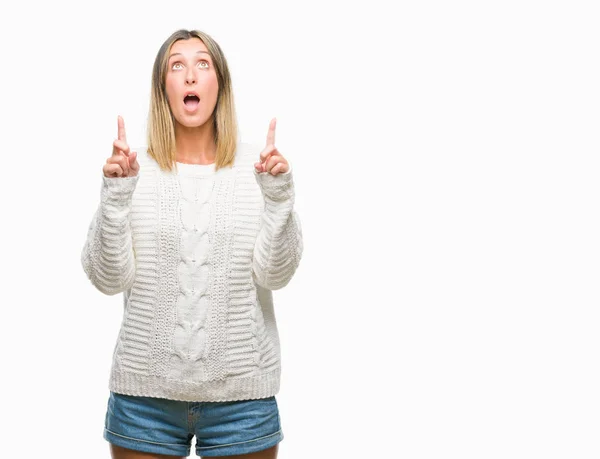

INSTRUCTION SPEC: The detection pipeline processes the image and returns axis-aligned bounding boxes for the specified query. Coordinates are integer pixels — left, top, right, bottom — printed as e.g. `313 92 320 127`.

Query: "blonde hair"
146 29 238 172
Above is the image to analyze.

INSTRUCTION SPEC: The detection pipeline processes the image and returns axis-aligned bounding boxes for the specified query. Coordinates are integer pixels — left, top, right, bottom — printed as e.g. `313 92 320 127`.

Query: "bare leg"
110 444 185 459
204 443 278 459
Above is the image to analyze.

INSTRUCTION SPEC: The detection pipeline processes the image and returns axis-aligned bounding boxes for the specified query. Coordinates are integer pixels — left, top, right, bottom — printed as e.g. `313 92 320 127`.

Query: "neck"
174 118 217 165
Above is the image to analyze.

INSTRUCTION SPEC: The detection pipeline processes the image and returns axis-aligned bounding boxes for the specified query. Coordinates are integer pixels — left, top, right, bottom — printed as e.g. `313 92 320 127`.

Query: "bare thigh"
110 444 185 459
204 443 278 459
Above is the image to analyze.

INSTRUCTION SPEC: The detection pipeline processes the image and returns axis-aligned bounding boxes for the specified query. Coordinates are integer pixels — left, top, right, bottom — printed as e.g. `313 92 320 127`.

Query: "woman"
81 28 303 459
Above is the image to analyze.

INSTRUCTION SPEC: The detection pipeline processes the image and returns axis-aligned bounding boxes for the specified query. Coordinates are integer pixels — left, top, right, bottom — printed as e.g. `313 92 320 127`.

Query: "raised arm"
81 115 140 295
252 118 303 290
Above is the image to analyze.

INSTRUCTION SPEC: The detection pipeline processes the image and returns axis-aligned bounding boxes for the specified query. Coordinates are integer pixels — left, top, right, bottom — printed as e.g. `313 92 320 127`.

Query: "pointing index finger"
118 115 127 144
266 118 276 147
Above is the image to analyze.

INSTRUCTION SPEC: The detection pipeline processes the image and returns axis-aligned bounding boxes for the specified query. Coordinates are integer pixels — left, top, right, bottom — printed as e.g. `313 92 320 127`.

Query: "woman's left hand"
254 118 290 175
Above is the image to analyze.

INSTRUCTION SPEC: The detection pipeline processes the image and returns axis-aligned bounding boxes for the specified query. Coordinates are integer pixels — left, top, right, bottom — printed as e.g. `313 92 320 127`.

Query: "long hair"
147 29 238 172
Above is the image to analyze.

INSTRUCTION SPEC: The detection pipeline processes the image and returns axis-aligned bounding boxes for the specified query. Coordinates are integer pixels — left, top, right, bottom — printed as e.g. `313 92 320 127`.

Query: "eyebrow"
168 51 210 59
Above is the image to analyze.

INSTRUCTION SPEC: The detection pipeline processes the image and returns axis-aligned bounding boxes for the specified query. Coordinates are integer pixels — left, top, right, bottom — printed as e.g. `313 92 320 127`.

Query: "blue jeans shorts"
104 391 284 457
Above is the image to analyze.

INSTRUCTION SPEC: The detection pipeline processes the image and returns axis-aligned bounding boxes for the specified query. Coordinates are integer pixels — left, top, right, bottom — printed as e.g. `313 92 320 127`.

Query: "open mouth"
184 94 200 111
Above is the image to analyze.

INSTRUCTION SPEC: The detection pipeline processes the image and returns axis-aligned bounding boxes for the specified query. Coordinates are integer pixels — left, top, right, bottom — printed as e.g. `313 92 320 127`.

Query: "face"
165 38 219 129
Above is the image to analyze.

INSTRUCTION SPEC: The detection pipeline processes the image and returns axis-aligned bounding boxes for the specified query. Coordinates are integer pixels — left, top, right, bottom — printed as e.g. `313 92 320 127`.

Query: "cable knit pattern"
81 142 303 402
168 164 214 382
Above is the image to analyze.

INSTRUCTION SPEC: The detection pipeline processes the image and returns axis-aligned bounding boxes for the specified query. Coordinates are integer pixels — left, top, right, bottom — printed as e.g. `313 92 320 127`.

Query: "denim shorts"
104 391 284 457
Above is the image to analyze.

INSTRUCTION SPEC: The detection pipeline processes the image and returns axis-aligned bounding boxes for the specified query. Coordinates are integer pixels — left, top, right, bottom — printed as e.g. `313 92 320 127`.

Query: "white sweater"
81 142 303 402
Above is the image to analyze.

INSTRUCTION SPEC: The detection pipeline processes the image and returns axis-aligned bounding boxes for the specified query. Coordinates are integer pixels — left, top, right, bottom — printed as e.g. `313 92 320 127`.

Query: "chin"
176 113 211 129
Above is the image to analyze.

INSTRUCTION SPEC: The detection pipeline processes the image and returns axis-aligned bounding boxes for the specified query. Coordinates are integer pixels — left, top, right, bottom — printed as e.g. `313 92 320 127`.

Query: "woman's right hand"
103 116 140 178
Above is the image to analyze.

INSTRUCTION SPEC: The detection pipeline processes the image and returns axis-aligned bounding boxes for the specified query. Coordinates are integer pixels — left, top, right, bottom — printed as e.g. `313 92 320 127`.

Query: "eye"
198 60 209 69
172 62 183 70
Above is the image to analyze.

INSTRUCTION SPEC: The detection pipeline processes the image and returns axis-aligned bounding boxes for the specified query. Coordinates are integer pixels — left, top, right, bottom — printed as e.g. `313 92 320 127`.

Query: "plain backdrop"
0 1 599 458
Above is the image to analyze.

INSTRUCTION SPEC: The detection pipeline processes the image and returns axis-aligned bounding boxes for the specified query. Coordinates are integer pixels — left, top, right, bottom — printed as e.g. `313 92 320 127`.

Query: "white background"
0 1 599 458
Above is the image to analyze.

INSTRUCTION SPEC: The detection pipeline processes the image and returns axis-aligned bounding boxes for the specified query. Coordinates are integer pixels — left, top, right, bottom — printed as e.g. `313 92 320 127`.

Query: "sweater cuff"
253 166 294 202
102 175 139 203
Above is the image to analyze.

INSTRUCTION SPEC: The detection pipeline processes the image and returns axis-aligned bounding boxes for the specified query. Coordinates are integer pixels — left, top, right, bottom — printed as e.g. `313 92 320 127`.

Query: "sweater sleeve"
252 165 303 290
81 174 139 295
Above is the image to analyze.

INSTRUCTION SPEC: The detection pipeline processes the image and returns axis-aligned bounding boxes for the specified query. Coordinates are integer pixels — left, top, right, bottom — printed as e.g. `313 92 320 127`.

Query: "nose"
185 67 197 85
